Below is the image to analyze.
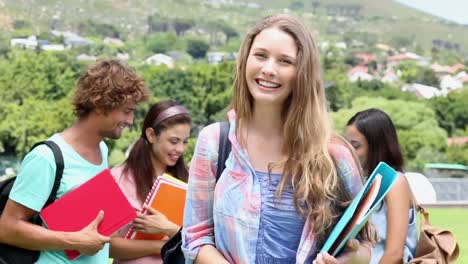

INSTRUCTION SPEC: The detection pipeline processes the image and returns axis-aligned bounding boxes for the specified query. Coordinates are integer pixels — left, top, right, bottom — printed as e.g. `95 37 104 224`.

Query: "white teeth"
258 80 280 88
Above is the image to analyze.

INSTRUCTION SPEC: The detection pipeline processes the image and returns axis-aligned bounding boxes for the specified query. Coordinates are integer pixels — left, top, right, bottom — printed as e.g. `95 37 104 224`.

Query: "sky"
396 0 468 25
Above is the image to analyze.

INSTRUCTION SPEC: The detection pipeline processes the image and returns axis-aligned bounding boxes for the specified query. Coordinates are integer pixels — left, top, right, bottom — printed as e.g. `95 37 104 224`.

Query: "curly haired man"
0 60 150 264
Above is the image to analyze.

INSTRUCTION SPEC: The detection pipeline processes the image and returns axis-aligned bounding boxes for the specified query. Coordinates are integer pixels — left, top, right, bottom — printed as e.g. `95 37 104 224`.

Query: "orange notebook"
125 174 187 240
39 169 137 260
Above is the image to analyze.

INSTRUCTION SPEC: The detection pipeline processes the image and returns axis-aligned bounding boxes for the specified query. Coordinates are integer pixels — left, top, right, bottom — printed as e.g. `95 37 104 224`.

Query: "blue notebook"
320 162 399 256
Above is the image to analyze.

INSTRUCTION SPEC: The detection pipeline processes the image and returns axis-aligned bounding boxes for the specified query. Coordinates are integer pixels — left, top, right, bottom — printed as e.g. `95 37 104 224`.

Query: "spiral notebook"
39 168 136 260
320 162 399 256
125 173 187 240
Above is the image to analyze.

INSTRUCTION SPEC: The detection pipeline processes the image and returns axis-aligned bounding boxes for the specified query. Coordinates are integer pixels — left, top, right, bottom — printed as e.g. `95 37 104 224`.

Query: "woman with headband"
110 101 192 264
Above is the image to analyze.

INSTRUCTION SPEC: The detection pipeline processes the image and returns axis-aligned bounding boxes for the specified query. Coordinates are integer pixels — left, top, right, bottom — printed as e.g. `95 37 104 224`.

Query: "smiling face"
245 27 297 107
345 124 369 171
99 101 136 139
146 123 191 171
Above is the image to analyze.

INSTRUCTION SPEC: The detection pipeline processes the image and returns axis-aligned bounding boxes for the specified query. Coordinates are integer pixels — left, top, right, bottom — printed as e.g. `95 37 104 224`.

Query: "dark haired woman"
110 100 191 264
346 108 417 264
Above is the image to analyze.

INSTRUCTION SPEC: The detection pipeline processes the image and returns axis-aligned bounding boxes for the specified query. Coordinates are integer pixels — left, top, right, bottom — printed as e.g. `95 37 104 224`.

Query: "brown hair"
73 60 149 118
231 14 373 245
347 108 405 175
123 101 192 203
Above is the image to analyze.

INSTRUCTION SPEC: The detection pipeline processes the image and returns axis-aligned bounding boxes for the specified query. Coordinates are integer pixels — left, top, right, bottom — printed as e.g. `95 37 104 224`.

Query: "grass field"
424 208 467 263
108 208 467 263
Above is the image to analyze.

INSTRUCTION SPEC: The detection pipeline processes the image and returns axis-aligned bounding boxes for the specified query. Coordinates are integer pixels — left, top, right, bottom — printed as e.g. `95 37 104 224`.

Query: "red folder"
39 169 137 260
125 174 187 240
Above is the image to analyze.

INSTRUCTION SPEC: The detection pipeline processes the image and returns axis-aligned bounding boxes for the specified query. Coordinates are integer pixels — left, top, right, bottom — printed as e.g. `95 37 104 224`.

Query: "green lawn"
423 208 467 263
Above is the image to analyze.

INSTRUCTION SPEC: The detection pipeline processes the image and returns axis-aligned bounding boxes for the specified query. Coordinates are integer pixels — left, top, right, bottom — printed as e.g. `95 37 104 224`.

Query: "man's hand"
74 210 110 255
132 206 179 237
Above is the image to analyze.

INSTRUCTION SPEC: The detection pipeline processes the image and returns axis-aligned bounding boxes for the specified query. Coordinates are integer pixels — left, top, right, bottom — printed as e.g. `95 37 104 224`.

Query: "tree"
324 69 354 111
289 1 304 10
429 88 468 136
0 50 78 104
186 38 210 59
146 32 177 54
77 20 122 38
0 98 74 156
215 21 238 44
147 14 170 33
173 18 195 36
446 145 468 165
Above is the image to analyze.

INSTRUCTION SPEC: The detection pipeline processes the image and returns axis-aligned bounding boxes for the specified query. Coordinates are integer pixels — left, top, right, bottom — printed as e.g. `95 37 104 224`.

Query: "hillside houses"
10 31 92 51
339 43 467 99
6 30 467 102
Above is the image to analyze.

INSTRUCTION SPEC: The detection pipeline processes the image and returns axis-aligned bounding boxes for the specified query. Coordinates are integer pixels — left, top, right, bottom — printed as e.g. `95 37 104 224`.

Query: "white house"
51 30 93 47
103 37 125 47
381 70 398 83
401 83 444 99
41 44 65 51
440 75 463 91
145 53 175 68
207 52 226 64
347 66 373 82
116 53 130 61
10 35 38 49
76 54 97 61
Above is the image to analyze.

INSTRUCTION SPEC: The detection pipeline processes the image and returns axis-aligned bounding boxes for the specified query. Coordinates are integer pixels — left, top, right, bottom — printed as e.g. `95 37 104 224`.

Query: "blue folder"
320 162 399 256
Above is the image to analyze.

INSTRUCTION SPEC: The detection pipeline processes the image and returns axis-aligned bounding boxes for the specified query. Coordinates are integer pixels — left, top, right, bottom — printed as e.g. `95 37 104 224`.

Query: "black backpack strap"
29 141 64 208
216 122 231 182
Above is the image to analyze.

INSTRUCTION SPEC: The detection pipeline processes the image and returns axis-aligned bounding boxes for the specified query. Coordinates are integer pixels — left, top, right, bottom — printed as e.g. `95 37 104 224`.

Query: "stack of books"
125 174 187 241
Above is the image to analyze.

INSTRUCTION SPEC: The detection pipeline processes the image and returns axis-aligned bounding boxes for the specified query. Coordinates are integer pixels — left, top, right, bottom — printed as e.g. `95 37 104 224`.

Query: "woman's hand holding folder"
314 239 370 264
132 206 179 238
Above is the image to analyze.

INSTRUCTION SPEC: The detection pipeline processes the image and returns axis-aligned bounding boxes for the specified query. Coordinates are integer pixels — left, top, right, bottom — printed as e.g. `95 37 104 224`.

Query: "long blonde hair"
231 14 355 241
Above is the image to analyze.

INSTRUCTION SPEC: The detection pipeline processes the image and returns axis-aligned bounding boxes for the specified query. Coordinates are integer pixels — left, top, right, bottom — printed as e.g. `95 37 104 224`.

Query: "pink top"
111 166 163 264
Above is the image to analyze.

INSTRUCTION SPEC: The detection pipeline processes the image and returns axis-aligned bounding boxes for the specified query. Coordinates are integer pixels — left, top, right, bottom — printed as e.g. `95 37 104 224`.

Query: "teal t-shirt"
10 133 110 264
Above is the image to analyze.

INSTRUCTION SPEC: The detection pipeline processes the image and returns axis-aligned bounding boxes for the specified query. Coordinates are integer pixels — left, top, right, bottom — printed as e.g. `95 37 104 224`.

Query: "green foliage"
323 45 346 71
147 14 170 34
289 1 304 10
0 98 74 156
396 62 438 86
213 20 239 44
446 145 468 165
429 88 468 136
184 138 197 164
389 35 414 49
186 38 210 59
13 19 32 30
146 32 178 54
324 70 417 111
173 18 195 36
411 147 447 171
77 20 122 39
343 31 378 46
0 51 79 104
108 149 125 167
11 29 34 38
138 62 233 132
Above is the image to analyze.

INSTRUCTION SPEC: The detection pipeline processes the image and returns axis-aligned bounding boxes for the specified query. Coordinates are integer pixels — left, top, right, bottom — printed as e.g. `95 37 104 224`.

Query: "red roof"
348 66 369 75
448 137 468 146
355 53 377 65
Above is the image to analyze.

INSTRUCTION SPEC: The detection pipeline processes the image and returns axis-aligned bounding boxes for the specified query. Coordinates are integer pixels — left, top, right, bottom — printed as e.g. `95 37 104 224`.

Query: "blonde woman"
182 14 373 264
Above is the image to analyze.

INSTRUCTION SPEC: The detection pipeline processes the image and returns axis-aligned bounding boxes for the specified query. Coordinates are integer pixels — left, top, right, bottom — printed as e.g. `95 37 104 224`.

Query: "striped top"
182 110 363 264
